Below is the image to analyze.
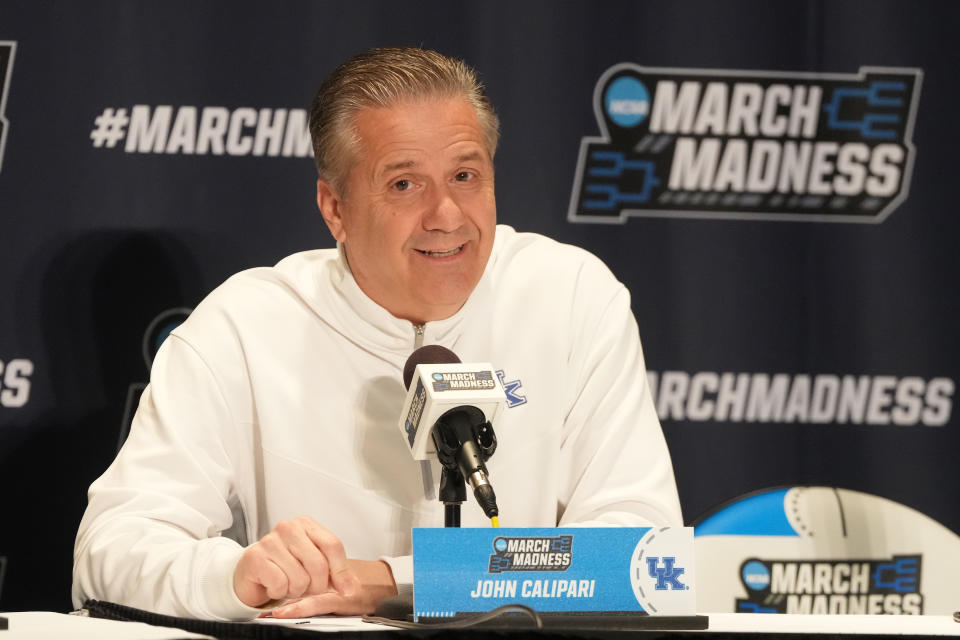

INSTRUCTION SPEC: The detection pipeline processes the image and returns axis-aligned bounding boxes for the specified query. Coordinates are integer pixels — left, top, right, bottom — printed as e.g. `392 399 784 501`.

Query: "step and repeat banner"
1 0 958 613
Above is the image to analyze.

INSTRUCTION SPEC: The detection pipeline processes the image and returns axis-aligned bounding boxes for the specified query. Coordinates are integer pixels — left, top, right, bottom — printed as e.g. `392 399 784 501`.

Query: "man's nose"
422 184 465 232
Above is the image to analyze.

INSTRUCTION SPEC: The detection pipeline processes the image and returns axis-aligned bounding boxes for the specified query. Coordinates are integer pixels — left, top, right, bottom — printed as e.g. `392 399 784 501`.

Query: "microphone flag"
398 347 507 461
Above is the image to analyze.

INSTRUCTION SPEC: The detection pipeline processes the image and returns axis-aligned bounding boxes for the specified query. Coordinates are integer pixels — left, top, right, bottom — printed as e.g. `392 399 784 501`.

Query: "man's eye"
393 179 412 191
455 171 473 181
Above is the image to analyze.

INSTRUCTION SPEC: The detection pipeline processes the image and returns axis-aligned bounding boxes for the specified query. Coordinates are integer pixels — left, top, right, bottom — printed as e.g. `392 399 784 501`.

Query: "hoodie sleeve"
72 334 263 620
556 259 683 529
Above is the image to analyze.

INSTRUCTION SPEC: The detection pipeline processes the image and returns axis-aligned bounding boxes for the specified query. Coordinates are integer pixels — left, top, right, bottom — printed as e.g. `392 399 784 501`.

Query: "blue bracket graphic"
872 557 918 593
583 151 659 210
822 81 906 139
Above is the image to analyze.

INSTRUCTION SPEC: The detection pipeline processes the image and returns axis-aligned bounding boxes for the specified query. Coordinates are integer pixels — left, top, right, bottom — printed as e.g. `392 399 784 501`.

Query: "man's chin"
409 284 475 321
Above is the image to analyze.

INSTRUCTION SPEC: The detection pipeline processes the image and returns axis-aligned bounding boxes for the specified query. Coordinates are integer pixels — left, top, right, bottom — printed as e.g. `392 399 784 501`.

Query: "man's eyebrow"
456 151 485 163
380 159 417 175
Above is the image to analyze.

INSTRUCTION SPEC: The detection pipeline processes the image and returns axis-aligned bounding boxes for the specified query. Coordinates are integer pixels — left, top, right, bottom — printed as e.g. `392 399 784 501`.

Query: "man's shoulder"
492 225 619 287
176 248 340 337
207 248 338 304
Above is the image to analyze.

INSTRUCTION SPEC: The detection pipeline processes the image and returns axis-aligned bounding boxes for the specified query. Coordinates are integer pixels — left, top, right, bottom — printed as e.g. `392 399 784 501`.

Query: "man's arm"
73 334 263 619
73 335 379 619
557 274 683 529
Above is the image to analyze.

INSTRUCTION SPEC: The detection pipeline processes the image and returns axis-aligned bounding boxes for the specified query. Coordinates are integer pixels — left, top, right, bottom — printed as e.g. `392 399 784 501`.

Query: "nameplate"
412 526 695 620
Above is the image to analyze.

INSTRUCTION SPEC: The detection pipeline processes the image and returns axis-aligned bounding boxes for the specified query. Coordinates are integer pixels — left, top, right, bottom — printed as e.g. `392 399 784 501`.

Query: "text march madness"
569 65 921 224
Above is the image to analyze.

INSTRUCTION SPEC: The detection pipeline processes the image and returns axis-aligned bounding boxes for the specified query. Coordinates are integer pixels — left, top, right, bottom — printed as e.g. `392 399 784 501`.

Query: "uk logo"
0 42 17 174
647 556 687 590
496 370 527 408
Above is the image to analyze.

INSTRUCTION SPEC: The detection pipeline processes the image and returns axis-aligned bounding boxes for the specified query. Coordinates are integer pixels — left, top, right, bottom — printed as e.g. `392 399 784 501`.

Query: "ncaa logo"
0 41 16 174
605 76 650 128
742 559 771 591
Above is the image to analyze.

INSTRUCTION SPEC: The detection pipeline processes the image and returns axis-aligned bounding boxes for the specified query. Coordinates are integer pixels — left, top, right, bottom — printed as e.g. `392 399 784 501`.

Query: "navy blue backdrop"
1 0 958 612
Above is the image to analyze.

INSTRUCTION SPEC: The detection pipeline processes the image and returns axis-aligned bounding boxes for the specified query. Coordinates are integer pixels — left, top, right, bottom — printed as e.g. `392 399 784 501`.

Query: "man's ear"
317 178 347 243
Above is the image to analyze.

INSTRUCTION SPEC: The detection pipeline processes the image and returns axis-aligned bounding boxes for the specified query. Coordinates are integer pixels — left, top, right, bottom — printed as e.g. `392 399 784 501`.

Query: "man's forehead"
347 99 489 175
379 150 486 174
356 96 482 135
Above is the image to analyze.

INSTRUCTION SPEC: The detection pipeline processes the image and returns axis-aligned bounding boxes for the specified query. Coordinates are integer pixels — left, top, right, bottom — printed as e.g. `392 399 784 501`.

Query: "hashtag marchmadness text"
90 105 312 157
647 371 954 427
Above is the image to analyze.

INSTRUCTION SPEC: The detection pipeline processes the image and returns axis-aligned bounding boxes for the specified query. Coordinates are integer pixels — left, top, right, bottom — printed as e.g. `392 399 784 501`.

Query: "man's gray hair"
309 47 500 193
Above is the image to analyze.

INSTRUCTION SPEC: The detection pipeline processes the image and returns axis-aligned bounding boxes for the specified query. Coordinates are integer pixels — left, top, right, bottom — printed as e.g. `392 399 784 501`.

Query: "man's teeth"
419 245 463 257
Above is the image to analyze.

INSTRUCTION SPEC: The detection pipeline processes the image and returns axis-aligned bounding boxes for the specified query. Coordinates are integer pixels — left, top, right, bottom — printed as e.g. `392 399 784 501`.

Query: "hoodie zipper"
412 322 436 500
413 324 425 349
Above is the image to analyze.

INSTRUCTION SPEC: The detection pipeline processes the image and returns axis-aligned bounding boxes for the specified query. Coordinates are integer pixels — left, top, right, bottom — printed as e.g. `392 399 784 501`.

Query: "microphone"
398 345 505 521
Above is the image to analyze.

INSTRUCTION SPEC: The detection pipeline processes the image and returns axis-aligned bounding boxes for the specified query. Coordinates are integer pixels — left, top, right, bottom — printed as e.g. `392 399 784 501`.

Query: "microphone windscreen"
403 345 460 389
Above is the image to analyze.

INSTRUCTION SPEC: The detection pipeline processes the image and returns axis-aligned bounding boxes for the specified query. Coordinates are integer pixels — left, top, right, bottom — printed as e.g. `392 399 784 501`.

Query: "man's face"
317 97 497 324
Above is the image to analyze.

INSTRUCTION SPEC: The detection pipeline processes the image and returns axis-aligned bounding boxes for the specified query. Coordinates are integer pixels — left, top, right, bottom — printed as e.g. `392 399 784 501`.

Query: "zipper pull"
413 324 425 349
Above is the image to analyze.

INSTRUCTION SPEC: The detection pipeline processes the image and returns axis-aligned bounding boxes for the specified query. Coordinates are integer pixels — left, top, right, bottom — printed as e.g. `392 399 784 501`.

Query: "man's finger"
329 563 361 597
257 559 291 601
303 523 357 596
235 555 283 607
281 519 333 594
257 534 311 598
271 592 350 618
285 535 331 595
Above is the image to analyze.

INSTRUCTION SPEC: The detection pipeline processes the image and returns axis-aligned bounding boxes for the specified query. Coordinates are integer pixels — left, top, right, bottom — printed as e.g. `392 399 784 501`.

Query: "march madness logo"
432 370 496 391
488 535 573 573
0 42 16 174
569 64 922 224
737 556 923 614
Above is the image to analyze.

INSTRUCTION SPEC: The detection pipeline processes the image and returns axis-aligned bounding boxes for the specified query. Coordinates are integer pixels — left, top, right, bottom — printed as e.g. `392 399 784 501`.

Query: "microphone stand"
439 467 466 527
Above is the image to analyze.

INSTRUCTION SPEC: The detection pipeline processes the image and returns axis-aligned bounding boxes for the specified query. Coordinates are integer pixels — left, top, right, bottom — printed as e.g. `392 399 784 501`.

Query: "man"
72 47 682 620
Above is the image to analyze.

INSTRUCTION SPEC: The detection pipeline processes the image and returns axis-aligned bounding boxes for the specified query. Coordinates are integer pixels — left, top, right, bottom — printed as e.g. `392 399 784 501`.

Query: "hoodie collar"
319 233 499 361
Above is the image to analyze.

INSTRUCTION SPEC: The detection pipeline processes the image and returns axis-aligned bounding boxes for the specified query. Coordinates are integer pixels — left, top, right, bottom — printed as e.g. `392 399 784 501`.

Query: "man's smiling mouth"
416 245 464 257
